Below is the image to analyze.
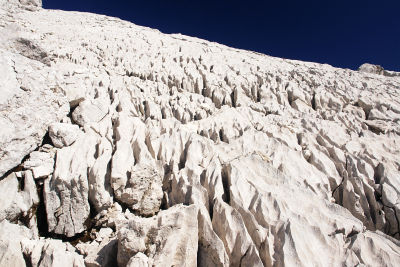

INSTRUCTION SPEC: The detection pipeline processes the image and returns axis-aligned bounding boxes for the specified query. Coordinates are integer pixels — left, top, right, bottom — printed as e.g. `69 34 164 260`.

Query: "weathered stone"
0 221 34 267
126 253 149 267
44 132 97 237
117 204 198 267
111 116 163 216
21 238 85 267
49 123 81 148
112 164 163 217
72 98 109 127
88 137 114 212
358 63 385 75
75 228 118 267
23 151 54 179
0 1 400 266
0 50 69 177
0 171 38 222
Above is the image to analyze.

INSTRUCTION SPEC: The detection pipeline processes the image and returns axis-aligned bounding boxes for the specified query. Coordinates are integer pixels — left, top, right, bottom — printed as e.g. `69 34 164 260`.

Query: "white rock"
0 54 19 106
0 220 34 267
21 238 85 267
75 228 117 267
19 0 42 10
197 206 229 266
72 98 109 127
1 2 400 266
0 50 69 177
23 151 54 179
44 132 97 237
49 123 81 148
126 252 149 267
349 231 400 267
212 198 263 266
111 116 163 216
117 204 198 267
358 63 385 75
93 203 127 230
0 171 38 222
112 163 163 216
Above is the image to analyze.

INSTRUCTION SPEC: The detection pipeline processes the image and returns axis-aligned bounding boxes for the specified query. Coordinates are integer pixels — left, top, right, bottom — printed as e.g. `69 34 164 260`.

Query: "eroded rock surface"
1 1 400 266
49 123 81 148
0 171 38 222
117 204 198 266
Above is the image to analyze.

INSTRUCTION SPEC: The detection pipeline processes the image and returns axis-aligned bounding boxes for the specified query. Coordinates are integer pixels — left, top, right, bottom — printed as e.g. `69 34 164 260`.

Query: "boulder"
72 98 109 127
49 122 81 148
358 63 385 75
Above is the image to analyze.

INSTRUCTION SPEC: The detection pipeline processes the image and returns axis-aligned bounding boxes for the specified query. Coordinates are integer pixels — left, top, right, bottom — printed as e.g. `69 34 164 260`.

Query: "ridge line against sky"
43 0 400 72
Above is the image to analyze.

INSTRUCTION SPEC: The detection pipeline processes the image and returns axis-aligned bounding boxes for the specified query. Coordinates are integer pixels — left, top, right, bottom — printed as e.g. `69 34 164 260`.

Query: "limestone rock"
0 221 84 267
49 123 81 148
349 231 400 267
44 132 97 237
88 137 114 212
19 0 42 11
212 198 263 266
358 63 400 77
0 220 34 267
0 49 69 177
126 252 149 267
111 116 163 216
358 63 385 75
117 204 198 267
1 0 42 12
93 203 127 230
21 238 85 267
0 1 400 266
197 205 230 266
0 171 38 222
75 228 118 267
0 54 19 106
23 151 54 179
72 98 110 127
112 164 163 217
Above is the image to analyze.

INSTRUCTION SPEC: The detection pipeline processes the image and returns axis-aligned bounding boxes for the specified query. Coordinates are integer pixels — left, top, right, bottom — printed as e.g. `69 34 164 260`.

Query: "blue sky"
43 0 400 71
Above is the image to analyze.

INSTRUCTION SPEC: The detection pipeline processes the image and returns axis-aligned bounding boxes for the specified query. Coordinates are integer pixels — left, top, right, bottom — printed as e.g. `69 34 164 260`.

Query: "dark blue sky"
43 0 399 71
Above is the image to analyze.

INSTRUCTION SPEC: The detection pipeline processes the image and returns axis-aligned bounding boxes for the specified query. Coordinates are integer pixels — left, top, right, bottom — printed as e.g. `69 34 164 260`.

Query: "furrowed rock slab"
44 132 97 237
117 204 198 266
0 50 69 177
0 0 400 266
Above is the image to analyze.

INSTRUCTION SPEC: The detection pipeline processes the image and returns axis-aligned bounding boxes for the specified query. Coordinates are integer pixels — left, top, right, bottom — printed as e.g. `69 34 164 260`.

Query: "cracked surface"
0 1 400 266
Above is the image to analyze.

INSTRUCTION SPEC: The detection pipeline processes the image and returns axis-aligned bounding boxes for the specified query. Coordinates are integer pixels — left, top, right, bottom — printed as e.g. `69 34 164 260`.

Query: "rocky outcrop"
0 49 69 178
0 1 400 267
117 204 198 266
44 133 97 237
358 63 400 77
0 220 84 267
0 0 42 13
22 238 85 267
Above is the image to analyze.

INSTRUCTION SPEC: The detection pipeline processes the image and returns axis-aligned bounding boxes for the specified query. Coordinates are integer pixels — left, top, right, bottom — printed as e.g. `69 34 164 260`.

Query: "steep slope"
1 1 400 266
